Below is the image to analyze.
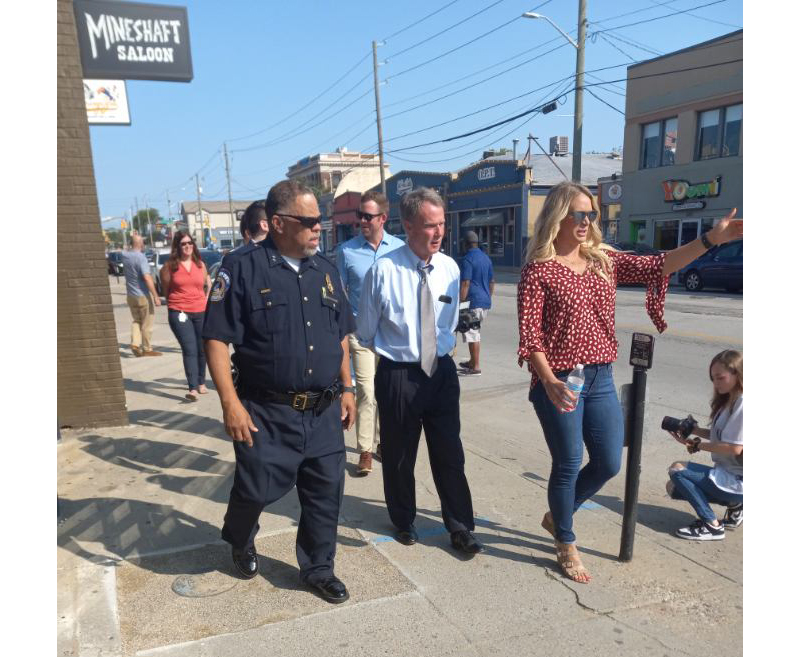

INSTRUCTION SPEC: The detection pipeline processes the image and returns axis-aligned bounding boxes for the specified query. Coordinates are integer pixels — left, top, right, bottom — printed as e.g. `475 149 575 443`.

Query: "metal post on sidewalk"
619 332 655 562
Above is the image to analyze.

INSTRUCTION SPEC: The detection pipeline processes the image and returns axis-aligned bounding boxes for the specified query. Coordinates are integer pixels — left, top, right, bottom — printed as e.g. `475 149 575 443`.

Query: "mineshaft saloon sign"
73 0 192 82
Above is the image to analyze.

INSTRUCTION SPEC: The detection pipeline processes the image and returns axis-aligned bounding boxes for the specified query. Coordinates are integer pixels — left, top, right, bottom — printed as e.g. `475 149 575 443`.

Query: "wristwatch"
342 386 356 394
700 232 714 249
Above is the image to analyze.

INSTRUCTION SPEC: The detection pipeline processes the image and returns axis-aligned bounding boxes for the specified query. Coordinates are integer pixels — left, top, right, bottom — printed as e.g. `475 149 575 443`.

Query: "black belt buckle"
292 392 310 411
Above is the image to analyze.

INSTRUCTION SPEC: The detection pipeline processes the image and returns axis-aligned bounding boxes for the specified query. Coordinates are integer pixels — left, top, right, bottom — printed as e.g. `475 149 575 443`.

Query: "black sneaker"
675 519 725 541
721 503 743 529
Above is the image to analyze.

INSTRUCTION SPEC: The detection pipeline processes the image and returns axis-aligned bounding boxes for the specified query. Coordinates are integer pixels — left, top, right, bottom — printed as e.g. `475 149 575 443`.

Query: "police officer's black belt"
237 382 342 414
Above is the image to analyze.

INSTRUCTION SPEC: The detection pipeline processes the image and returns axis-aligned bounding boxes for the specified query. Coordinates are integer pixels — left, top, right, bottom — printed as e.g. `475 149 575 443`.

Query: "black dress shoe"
306 575 350 604
231 545 259 579
450 530 484 555
394 527 419 545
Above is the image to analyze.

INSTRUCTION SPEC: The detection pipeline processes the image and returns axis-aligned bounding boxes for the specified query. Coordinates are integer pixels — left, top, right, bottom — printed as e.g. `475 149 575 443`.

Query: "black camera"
661 414 698 439
456 308 481 334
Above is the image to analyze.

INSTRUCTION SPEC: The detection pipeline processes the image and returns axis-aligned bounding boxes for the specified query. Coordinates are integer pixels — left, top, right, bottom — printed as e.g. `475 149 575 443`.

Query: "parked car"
107 251 124 275
677 240 743 292
199 249 223 270
150 251 171 296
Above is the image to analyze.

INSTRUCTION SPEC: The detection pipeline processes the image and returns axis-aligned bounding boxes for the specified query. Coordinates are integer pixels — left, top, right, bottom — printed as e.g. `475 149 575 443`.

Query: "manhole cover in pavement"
172 573 239 598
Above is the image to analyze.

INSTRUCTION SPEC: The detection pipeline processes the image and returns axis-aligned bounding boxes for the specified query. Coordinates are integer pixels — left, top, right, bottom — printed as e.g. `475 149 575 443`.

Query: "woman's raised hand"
708 207 743 245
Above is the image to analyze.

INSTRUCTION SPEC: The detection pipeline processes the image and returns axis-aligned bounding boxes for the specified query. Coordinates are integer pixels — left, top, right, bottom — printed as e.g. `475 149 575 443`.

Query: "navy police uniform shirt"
202 236 355 392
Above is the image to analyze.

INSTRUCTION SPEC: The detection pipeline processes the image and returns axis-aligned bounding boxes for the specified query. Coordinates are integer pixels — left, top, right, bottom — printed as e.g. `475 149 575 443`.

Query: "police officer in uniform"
203 179 356 603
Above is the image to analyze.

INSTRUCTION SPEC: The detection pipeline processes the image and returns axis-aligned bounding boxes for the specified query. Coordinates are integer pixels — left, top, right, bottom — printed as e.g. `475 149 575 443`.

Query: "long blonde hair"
525 181 613 282
709 349 743 420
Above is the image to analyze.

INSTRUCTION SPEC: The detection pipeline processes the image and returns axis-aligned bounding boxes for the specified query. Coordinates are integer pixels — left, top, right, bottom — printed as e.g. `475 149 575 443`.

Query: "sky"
87 0 744 226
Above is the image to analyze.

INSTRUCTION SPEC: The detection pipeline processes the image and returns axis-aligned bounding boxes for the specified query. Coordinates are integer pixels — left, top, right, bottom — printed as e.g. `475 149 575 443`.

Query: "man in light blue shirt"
357 187 483 557
335 191 404 475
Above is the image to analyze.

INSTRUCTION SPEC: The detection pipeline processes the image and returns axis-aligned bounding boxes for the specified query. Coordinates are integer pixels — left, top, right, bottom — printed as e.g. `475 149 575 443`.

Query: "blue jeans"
167 309 207 390
669 462 743 523
530 363 623 544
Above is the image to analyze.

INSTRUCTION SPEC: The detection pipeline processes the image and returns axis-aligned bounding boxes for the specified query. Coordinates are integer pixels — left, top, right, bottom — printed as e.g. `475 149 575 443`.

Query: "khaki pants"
349 334 380 453
127 294 154 351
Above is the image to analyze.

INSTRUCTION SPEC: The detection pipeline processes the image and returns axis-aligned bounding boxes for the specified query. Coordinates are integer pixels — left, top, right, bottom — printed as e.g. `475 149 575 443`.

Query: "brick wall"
58 0 128 428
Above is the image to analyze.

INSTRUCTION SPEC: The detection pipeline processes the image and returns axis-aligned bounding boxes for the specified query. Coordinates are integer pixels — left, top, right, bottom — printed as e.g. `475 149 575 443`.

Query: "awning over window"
461 212 504 227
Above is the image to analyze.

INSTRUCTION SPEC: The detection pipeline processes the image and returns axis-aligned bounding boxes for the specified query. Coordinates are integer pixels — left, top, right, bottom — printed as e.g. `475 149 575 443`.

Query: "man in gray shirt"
121 234 162 356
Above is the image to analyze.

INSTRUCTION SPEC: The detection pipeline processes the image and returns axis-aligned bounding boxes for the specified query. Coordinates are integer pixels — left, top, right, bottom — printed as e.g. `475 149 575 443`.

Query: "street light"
523 2 587 183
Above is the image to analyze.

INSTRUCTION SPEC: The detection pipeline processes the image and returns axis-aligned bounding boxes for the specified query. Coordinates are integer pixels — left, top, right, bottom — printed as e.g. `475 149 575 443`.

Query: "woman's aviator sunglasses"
568 210 599 225
179 240 193 246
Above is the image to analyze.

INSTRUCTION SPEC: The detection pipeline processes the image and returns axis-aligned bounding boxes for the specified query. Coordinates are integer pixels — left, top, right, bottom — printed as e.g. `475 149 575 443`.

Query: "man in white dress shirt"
357 187 483 556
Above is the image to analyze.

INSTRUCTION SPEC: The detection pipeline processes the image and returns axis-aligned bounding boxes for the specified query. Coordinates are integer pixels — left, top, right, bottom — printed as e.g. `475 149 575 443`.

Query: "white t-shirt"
281 255 302 273
708 395 743 494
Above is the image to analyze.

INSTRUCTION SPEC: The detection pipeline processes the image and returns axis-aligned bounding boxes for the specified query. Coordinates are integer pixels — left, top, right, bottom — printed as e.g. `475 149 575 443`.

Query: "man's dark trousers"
375 354 475 533
220 397 345 584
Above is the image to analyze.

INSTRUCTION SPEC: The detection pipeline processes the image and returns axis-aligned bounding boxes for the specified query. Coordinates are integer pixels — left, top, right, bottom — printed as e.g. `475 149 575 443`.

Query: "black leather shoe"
450 530 484 556
306 575 350 604
231 545 259 579
394 527 419 545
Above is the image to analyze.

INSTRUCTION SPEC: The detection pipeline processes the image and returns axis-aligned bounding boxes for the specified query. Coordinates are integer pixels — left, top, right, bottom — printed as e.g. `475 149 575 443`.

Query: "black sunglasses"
179 240 193 246
569 210 599 225
357 210 383 221
277 214 322 229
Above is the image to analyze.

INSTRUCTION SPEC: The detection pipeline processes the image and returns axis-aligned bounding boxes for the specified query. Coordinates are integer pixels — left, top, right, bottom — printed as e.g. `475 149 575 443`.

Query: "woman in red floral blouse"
517 181 742 583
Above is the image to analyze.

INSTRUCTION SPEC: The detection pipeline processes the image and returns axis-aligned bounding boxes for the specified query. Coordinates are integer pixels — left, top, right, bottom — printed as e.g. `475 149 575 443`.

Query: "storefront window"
505 207 515 246
654 219 680 250
489 225 504 256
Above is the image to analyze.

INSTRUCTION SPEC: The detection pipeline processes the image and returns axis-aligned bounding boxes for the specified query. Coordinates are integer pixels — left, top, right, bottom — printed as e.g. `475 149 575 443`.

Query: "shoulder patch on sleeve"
210 268 231 302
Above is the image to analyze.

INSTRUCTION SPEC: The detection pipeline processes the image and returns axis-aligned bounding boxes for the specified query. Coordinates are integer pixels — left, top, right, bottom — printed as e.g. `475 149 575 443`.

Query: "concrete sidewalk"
57 278 742 657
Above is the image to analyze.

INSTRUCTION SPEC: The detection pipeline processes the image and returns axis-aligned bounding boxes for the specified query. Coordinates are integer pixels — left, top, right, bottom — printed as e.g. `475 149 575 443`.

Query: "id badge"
178 312 188 323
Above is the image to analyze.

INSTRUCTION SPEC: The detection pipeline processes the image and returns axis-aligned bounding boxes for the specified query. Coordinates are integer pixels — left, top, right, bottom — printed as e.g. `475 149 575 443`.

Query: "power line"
383 35 565 111
595 32 638 63
586 87 625 115
384 0 510 60
381 0 463 42
226 50 372 144
383 41 571 121
646 0 742 29
384 13 523 82
592 0 729 35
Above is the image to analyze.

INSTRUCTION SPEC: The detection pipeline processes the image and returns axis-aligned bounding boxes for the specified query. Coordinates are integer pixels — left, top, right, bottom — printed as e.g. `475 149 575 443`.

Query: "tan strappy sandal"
541 511 555 538
555 542 591 583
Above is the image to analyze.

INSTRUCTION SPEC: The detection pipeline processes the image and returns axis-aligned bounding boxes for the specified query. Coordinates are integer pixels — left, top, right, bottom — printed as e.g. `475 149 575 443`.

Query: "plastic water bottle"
565 364 585 412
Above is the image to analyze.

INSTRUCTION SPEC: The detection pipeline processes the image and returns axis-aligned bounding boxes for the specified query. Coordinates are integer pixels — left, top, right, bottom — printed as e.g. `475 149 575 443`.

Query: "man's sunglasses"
277 214 322 229
356 210 383 222
569 211 599 225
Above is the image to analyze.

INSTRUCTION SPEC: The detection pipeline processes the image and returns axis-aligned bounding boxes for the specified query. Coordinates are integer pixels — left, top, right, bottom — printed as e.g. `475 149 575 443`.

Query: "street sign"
73 1 193 82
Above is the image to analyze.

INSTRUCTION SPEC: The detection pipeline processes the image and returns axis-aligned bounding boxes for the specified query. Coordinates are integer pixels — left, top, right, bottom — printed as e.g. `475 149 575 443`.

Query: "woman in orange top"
160 231 213 401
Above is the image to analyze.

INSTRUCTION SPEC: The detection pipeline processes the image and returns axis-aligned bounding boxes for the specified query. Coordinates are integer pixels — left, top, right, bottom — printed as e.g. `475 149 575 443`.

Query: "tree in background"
132 208 163 235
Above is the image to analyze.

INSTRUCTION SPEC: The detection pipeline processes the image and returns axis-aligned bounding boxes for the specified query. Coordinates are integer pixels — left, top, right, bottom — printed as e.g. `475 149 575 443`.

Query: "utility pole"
223 142 235 249
134 197 140 236
572 0 587 183
195 174 205 248
143 194 155 248
165 189 172 240
372 40 387 196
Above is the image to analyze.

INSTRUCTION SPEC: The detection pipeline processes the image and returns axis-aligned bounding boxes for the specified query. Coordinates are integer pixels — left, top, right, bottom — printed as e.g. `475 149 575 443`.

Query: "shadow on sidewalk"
127 408 227 440
123 378 191 403
593 493 698 536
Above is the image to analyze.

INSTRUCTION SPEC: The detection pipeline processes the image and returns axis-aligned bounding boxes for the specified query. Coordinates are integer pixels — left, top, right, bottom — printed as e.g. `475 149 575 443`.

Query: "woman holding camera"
666 349 743 540
517 181 742 583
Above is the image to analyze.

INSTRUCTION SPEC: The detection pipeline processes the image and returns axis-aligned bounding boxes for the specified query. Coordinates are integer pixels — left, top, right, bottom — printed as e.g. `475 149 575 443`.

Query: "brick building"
57 0 127 427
